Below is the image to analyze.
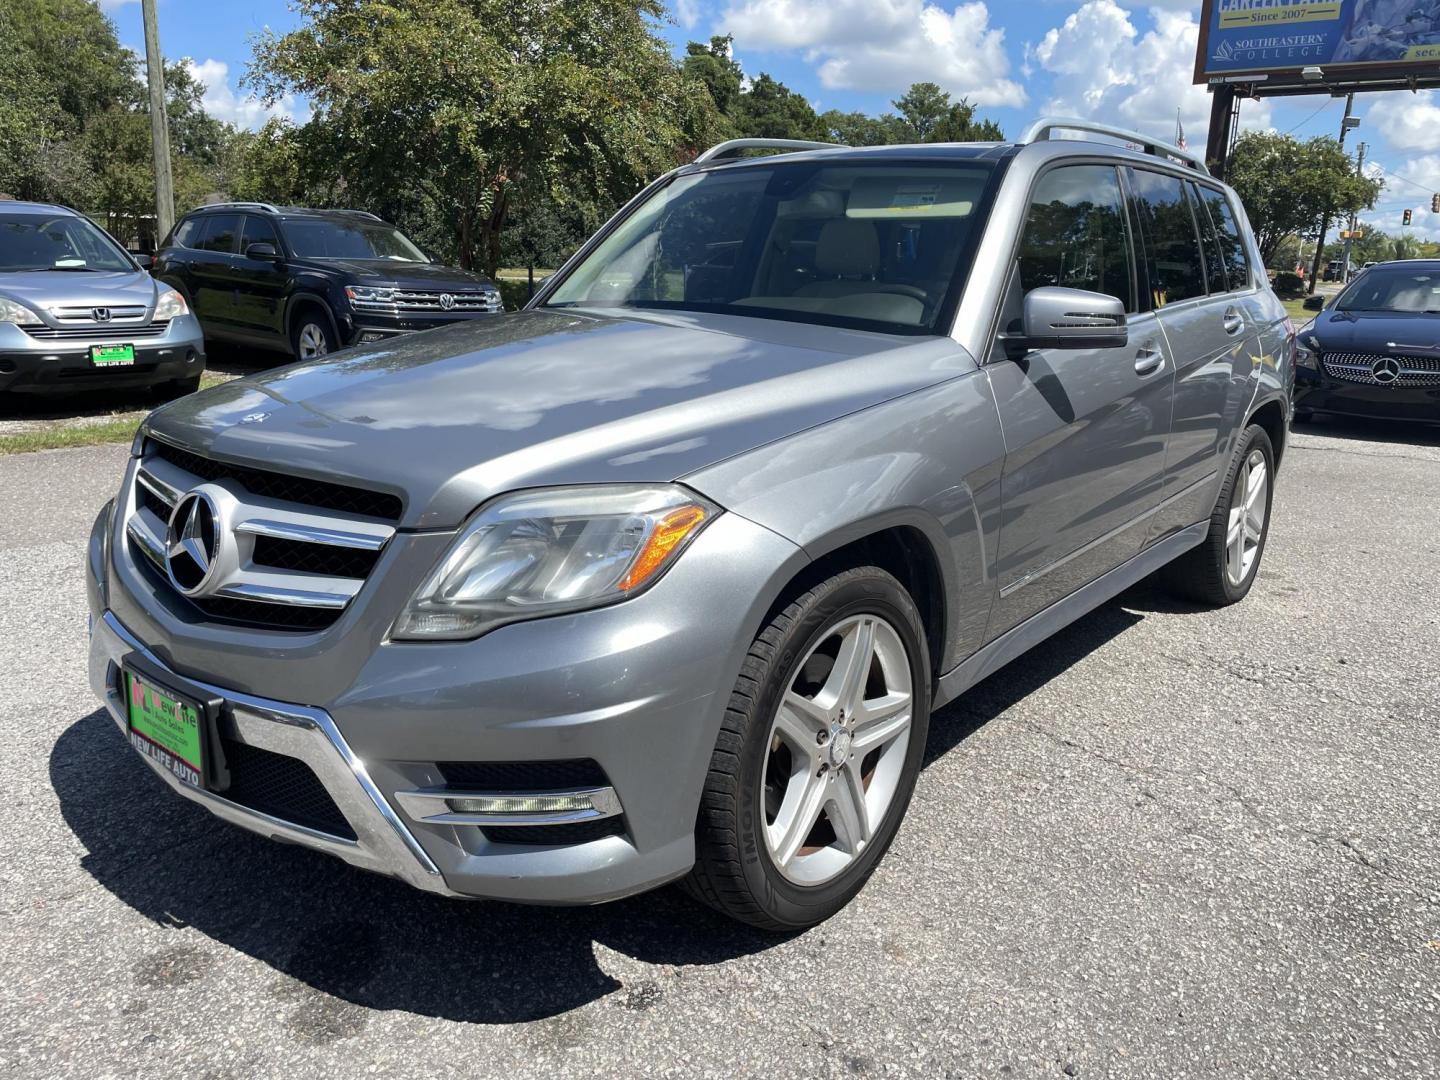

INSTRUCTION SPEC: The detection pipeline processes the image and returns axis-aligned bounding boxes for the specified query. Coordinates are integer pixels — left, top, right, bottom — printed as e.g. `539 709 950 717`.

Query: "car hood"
305 259 495 289
0 269 156 318
145 308 975 528
1313 308 1440 355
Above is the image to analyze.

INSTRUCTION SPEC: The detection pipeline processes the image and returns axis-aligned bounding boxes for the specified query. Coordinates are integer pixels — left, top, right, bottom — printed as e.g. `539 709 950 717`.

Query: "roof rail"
200 200 282 214
694 137 846 164
328 208 383 220
1019 117 1210 176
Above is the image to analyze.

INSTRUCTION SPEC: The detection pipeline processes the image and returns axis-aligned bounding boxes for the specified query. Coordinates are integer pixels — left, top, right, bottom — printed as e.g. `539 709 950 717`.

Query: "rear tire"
683 566 931 930
1161 423 1275 606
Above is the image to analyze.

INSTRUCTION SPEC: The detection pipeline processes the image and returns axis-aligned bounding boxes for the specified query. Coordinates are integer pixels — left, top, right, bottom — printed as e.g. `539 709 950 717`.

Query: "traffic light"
1404 208 1413 226
1432 193 1440 214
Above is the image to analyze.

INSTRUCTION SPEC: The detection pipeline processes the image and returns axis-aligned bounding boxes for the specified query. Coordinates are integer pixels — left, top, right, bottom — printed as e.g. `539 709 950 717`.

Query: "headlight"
0 295 41 325
392 484 719 640
345 286 396 304
154 288 188 320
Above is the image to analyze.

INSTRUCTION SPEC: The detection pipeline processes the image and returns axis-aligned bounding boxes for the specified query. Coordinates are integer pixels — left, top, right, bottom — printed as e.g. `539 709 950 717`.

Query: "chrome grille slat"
52 304 148 322
125 444 397 630
351 288 502 314
1322 352 1440 388
23 320 170 340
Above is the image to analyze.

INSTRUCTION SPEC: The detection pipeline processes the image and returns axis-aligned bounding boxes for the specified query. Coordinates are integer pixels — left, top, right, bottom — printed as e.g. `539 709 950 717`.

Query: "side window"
1126 169 1206 307
240 215 281 253
1189 182 1227 295
1198 187 1252 291
170 217 198 248
197 214 240 254
1018 164 1135 312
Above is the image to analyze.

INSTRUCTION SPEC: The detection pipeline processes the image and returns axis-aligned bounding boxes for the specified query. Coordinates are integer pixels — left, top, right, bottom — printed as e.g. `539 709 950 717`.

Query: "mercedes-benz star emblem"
92 307 112 323
166 491 220 595
1371 356 1403 385
439 293 455 310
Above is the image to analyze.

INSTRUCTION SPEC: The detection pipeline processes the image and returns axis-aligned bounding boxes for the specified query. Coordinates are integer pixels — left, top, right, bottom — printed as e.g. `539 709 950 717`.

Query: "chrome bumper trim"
94 610 453 895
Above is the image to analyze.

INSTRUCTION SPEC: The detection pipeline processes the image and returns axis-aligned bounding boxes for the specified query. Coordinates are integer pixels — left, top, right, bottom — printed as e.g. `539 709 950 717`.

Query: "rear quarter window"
171 218 199 248
1196 187 1252 292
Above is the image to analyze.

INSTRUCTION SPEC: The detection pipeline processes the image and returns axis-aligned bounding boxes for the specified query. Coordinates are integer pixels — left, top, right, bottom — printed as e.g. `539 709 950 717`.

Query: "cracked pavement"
1 417 1437 1078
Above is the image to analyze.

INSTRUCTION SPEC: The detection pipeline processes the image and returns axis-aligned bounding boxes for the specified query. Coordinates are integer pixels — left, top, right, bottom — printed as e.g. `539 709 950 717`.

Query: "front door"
231 214 290 342
985 162 1175 636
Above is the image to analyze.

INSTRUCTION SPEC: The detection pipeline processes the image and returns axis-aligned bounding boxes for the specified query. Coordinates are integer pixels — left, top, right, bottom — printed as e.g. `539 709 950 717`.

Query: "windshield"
283 218 427 262
1336 266 1440 313
0 213 135 272
545 160 997 334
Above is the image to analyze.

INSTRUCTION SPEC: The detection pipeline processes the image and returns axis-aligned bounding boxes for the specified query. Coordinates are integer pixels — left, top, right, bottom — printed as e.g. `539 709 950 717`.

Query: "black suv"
154 203 502 360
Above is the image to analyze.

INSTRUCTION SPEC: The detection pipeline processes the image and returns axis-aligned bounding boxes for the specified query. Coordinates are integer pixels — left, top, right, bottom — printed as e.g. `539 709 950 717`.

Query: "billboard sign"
1195 0 1440 83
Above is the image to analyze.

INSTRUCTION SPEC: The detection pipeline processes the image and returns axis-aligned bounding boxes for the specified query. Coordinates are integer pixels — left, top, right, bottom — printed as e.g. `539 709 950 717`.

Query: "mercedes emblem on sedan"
165 491 221 595
1371 356 1402 385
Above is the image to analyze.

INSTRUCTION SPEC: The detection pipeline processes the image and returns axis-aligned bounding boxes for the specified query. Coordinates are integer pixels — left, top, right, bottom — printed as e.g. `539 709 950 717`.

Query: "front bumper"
0 314 206 393
87 493 806 904
1294 364 1440 424
339 309 503 346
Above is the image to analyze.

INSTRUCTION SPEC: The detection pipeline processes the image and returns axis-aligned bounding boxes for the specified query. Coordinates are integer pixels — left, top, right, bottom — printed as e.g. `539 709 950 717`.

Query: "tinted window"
1127 169 1206 307
0 212 133 272
1189 182 1226 295
171 217 199 248
1196 187 1251 291
546 162 996 334
197 214 240 254
1335 266 1440 313
241 215 281 253
283 219 426 261
1019 165 1135 312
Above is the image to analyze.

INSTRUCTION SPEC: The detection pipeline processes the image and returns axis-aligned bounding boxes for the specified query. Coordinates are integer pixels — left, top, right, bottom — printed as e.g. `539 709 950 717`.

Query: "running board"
934 522 1209 709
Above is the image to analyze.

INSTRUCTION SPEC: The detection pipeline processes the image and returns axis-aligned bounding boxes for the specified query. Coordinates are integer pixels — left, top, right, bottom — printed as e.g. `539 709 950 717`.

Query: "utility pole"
142 0 174 247
1340 141 1367 281
1307 92 1356 296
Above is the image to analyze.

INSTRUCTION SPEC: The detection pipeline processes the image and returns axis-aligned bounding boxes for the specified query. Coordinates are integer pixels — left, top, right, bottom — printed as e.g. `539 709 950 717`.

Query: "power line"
1281 97 1336 136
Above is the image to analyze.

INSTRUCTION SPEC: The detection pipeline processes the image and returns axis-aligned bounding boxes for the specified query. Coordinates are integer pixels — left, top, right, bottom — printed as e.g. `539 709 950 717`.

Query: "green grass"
1280 297 1313 323
0 372 230 456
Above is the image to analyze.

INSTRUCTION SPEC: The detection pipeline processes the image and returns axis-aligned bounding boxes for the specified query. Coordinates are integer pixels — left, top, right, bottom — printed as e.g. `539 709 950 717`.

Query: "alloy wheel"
297 323 330 359
1225 447 1268 587
762 613 914 886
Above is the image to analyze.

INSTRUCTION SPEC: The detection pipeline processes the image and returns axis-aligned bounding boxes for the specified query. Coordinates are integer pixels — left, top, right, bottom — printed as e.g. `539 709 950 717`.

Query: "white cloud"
1366 90 1440 153
182 58 301 130
1033 1 1270 155
676 0 702 28
719 0 1025 108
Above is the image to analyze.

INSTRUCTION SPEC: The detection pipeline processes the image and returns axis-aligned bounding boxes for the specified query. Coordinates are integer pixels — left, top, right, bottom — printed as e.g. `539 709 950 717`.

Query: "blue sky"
99 0 1440 239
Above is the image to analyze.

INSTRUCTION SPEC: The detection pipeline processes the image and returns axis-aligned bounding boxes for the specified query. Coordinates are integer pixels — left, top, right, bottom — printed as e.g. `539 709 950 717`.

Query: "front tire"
1161 423 1275 606
290 311 335 360
684 566 931 930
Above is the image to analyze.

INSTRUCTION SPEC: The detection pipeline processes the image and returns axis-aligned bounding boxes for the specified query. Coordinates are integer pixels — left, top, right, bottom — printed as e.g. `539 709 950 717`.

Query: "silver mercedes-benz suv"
1 201 205 395
85 119 1293 929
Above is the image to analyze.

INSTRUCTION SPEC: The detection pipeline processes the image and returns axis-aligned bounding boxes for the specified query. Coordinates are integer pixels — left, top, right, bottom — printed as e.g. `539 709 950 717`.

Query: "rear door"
188 214 242 331
1127 170 1260 540
985 162 1175 636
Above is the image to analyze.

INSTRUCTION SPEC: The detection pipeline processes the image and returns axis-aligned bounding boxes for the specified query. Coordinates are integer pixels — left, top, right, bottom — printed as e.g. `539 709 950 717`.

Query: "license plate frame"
122 659 228 792
90 343 135 367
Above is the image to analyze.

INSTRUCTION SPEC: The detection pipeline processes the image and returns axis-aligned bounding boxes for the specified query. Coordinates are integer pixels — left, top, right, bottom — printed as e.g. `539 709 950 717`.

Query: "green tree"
1226 131 1382 266
248 0 722 275
818 110 906 147
683 36 744 124
891 83 1003 143
729 73 826 141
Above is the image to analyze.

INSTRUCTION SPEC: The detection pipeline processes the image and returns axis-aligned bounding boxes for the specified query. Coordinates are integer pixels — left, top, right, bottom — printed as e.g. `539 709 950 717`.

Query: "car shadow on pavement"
1293 414 1440 447
52 596 1148 1026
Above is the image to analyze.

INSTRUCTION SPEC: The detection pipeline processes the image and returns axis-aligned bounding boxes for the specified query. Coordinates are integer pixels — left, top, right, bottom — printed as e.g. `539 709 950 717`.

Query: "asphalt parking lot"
1 418 1437 1079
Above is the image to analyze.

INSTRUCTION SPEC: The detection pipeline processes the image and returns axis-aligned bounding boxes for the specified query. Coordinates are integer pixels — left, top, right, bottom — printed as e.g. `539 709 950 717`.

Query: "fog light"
445 793 598 815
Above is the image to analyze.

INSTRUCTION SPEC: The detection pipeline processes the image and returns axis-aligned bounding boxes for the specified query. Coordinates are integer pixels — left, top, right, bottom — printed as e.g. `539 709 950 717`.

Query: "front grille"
220 737 356 839
148 439 403 522
51 303 149 322
351 289 502 314
23 320 170 340
437 759 610 791
1322 352 1440 388
125 438 400 632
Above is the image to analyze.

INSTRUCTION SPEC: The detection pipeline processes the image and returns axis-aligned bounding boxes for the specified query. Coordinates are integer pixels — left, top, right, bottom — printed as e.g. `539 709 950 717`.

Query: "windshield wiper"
46 266 104 272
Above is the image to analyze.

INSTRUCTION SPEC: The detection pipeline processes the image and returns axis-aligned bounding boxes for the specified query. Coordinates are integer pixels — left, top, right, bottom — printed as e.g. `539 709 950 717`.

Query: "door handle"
1134 344 1165 377
1222 307 1245 335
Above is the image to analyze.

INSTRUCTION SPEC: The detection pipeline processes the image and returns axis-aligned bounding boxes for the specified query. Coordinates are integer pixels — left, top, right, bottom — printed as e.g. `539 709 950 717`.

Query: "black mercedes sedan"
1294 260 1440 424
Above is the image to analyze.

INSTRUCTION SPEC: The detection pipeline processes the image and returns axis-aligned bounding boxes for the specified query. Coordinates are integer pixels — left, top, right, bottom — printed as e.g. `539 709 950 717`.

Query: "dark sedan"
1294 260 1440 424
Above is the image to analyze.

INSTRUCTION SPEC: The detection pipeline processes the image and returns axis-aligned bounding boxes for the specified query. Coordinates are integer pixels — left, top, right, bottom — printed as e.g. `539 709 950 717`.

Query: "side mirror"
245 242 280 260
1012 286 1128 351
132 253 154 269
1302 294 1326 311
